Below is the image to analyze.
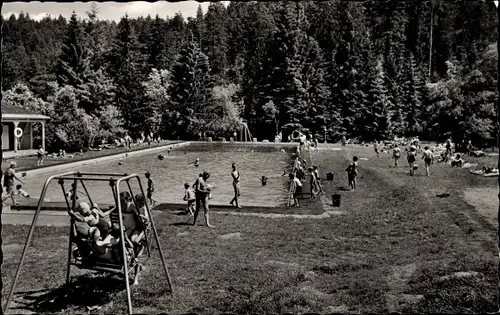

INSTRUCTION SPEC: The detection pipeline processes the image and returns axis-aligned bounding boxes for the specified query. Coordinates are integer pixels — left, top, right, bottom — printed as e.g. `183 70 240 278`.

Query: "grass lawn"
2 144 499 314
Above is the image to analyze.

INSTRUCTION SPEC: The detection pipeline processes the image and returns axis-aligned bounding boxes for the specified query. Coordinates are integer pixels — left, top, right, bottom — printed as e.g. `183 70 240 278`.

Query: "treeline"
1 1 498 150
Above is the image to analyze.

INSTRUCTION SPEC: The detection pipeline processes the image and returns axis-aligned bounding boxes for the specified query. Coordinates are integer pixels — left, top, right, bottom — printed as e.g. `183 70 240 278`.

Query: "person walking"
229 163 241 208
393 145 401 167
36 146 45 166
407 146 417 176
2 162 24 207
422 146 434 177
193 171 214 228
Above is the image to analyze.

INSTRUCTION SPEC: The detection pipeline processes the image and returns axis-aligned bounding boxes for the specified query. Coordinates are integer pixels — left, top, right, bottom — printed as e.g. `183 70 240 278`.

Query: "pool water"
21 143 295 208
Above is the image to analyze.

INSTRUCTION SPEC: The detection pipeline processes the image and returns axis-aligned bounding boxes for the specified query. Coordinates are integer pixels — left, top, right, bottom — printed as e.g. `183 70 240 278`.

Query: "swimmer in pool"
189 158 200 167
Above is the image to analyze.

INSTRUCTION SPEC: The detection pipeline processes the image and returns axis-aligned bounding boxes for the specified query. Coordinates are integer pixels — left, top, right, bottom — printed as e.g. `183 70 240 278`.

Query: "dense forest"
1 1 499 151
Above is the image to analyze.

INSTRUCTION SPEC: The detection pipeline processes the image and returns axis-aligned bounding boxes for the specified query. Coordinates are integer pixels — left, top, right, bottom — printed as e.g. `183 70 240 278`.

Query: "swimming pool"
20 143 296 208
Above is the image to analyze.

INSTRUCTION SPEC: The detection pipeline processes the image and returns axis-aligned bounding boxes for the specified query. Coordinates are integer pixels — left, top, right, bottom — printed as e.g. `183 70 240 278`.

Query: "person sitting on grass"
346 156 359 191
451 154 464 168
289 172 303 207
183 182 196 216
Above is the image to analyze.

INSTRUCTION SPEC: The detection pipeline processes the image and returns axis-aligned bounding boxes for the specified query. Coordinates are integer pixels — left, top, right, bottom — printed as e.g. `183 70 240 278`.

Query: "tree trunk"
0 8 4 314
428 2 435 80
496 4 500 311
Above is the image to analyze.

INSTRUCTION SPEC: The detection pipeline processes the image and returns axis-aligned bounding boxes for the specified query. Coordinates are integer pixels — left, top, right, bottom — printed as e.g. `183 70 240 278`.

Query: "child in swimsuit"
346 156 359 191
16 184 30 199
145 171 157 206
393 146 401 167
407 146 417 176
183 183 196 216
312 166 324 194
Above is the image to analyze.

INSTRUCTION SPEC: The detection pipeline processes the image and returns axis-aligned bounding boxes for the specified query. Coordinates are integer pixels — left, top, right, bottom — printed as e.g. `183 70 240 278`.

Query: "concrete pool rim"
20 141 301 177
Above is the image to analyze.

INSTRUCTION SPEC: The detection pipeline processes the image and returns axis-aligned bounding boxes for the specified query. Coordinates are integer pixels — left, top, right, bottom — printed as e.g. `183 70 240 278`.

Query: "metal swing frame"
3 172 174 315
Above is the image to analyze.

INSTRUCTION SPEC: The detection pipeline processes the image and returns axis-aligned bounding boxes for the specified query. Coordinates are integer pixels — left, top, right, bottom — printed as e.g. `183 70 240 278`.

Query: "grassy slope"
2 145 498 314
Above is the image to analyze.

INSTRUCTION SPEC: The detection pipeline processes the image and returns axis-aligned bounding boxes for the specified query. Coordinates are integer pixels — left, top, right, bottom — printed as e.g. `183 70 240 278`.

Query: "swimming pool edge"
21 141 193 177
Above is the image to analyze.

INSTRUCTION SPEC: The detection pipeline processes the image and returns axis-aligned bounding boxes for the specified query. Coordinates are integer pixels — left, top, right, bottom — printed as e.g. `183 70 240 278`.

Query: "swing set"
3 172 173 315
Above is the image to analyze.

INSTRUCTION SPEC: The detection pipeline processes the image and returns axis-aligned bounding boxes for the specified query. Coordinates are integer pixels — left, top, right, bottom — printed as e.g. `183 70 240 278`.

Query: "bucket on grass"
332 194 341 207
326 172 334 181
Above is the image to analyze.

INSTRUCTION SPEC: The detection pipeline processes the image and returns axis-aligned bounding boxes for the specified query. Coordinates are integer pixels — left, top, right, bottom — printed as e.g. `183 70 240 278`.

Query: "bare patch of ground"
463 187 498 223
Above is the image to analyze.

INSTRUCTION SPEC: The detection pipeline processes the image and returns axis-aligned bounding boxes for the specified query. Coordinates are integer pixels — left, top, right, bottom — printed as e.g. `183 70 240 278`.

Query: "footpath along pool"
19 143 298 208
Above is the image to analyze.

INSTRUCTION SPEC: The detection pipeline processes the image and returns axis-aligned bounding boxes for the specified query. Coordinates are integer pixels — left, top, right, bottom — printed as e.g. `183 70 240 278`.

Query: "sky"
1 1 228 22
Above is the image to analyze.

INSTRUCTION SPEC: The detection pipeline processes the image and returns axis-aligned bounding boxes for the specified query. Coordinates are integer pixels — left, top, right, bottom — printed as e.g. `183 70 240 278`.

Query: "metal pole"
126 180 151 256
65 178 79 284
496 3 500 311
115 181 133 315
136 176 174 293
3 174 65 313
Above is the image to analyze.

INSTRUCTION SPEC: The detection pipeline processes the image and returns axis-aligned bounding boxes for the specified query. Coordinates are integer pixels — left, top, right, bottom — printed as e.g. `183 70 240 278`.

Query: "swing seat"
4 172 173 315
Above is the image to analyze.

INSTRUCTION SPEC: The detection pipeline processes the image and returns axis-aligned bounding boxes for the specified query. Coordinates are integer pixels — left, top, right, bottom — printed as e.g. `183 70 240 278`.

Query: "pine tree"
107 14 146 132
146 15 166 70
77 69 116 115
365 56 394 140
166 40 214 138
203 2 229 82
241 2 276 130
56 12 91 87
84 3 108 71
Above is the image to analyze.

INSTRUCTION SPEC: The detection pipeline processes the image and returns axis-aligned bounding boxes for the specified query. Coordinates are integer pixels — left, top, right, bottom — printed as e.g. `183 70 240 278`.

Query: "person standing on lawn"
373 141 380 158
422 146 434 177
2 162 24 207
407 146 417 176
36 146 45 166
289 172 303 207
346 156 359 191
193 171 214 228
393 145 401 167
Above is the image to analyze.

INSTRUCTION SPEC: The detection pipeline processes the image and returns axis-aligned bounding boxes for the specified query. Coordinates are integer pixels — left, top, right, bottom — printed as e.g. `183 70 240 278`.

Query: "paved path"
2 208 69 226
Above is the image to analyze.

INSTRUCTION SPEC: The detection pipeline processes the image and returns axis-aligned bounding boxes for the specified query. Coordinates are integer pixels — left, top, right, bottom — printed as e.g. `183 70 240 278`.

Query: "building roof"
2 104 50 121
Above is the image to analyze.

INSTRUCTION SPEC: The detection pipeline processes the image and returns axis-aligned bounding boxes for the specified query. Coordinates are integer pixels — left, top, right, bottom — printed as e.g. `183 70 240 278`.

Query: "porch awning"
2 105 50 121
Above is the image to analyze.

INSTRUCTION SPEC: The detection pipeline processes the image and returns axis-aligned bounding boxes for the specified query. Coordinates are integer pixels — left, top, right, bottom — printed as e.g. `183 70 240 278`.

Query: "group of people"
2 162 30 208
70 191 150 285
